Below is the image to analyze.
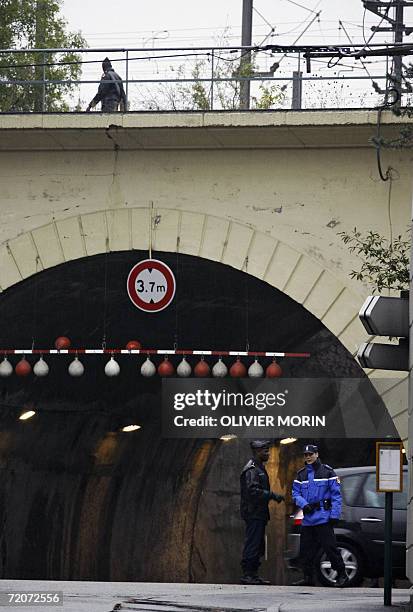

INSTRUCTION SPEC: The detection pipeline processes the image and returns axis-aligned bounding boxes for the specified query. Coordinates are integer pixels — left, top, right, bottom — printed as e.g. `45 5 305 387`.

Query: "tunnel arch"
0 208 364 355
0 208 407 446
0 249 389 583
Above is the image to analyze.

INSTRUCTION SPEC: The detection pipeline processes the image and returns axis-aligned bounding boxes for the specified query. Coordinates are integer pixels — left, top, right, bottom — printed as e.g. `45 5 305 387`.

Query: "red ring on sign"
127 259 176 312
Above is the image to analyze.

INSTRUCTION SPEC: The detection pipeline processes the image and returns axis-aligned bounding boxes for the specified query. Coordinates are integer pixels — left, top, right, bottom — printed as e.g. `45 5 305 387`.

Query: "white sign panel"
377 443 402 492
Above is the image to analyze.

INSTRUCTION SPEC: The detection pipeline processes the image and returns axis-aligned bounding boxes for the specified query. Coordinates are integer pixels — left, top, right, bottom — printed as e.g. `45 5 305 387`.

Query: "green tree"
338 228 410 292
0 0 86 112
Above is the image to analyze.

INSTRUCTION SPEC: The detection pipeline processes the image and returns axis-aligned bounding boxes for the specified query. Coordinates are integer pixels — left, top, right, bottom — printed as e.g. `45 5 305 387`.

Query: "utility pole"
363 0 413 109
394 0 404 107
240 0 253 109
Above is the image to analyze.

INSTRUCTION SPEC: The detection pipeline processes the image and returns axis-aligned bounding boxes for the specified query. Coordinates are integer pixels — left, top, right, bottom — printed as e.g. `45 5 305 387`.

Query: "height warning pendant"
127 259 176 313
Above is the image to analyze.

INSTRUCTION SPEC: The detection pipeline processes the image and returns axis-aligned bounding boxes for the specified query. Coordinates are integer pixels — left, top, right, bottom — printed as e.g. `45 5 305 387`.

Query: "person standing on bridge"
240 440 285 585
292 444 348 588
86 57 127 113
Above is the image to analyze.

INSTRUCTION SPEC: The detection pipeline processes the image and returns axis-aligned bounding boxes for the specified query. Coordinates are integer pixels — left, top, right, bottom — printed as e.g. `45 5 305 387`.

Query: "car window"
362 472 408 510
340 474 364 506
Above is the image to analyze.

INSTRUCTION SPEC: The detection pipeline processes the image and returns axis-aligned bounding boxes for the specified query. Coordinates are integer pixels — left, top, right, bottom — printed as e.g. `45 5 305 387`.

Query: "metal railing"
0 45 402 113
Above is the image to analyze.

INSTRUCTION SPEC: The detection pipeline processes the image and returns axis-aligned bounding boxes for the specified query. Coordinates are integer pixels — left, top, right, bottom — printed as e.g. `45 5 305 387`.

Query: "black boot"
252 574 271 585
240 575 261 585
293 573 315 587
335 570 349 588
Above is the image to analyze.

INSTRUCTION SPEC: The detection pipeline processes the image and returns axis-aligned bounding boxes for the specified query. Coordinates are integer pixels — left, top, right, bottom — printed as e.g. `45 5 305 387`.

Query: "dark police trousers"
300 522 345 575
241 519 266 575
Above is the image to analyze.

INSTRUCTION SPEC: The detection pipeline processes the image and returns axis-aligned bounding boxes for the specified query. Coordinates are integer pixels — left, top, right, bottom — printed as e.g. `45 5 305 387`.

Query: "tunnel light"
121 424 141 432
19 410 36 421
280 437 297 445
220 434 237 442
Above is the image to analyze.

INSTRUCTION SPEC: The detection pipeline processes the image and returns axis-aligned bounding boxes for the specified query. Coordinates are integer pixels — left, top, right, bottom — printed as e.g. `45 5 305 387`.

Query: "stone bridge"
0 110 411 437
0 109 412 583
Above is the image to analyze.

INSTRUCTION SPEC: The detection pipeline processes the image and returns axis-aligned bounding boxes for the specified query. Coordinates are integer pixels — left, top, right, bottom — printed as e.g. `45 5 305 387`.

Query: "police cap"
250 440 271 450
303 444 318 454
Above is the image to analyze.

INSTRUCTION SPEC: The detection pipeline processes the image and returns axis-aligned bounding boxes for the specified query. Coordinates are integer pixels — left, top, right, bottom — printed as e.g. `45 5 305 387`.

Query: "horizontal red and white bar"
0 349 310 358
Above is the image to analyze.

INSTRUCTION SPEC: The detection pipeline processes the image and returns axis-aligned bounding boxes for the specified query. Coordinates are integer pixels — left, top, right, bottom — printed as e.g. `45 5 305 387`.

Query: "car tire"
316 542 364 587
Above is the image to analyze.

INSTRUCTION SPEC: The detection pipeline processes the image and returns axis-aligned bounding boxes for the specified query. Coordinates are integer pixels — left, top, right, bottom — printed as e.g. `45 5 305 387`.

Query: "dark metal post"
210 49 214 110
393 0 404 109
292 71 302 109
384 492 393 606
125 50 129 111
42 52 46 112
240 0 253 110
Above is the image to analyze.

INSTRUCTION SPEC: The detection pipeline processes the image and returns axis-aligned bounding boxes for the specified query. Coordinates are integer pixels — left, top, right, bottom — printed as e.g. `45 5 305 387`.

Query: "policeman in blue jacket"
240 440 285 585
292 444 348 587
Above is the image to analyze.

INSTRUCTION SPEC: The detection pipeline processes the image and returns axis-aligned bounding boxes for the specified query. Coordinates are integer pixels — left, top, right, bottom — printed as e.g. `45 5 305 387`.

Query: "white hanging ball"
105 356 120 377
140 356 156 377
248 359 264 378
33 356 49 377
177 357 192 377
0 357 13 378
68 357 84 377
212 357 228 378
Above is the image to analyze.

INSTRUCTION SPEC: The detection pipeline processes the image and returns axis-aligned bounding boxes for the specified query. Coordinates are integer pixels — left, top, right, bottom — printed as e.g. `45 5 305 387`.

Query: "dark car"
286 465 408 587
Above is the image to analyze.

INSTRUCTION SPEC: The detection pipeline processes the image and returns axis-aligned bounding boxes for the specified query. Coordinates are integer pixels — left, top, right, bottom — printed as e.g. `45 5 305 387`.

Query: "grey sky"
62 0 395 48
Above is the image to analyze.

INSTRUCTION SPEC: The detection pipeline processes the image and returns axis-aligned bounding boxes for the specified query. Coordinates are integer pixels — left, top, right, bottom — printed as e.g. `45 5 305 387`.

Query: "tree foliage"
338 228 410 292
0 0 86 112
141 53 285 111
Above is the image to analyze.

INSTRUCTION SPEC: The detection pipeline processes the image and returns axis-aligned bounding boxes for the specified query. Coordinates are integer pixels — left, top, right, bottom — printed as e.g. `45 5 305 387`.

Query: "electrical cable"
252 6 275 30
273 10 323 69
339 20 375 84
281 0 319 14
362 4 391 52
373 98 399 182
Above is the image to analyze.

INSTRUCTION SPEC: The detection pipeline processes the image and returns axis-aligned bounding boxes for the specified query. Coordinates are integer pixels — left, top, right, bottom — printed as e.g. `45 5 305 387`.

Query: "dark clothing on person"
88 59 126 112
240 458 272 521
241 518 266 575
300 521 345 576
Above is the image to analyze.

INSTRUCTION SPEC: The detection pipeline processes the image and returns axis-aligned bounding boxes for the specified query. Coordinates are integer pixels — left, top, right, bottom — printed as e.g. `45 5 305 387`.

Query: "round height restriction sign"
127 259 176 312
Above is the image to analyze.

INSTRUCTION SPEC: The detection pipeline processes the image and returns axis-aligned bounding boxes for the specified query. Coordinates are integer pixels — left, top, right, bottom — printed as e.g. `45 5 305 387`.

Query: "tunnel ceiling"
0 248 364 429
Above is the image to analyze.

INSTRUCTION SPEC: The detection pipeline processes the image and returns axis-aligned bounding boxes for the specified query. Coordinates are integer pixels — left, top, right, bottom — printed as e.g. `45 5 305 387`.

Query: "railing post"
125 50 129 111
42 52 46 112
210 49 214 110
292 71 302 110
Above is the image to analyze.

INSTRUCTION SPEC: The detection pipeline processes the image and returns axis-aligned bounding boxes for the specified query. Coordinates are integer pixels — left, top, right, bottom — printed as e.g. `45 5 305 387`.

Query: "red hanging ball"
126 340 142 350
55 336 71 350
230 358 247 378
266 360 282 378
194 358 210 377
15 357 32 377
158 357 175 377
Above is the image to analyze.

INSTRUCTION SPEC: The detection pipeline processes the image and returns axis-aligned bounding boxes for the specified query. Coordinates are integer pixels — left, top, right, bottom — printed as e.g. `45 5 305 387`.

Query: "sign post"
376 441 403 607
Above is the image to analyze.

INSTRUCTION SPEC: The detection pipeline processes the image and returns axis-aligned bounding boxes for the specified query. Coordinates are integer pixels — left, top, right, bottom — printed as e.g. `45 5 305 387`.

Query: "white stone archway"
0 207 407 446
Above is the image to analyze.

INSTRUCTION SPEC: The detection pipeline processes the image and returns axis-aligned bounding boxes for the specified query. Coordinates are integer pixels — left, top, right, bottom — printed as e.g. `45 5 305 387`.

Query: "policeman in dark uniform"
86 58 127 113
292 444 348 588
240 440 285 585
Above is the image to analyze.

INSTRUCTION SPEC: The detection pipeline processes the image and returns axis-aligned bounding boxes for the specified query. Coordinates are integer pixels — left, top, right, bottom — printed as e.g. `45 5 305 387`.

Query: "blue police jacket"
292 458 341 526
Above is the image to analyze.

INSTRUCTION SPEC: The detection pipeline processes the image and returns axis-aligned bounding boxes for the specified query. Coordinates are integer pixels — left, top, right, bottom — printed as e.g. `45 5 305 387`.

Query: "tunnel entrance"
0 251 381 583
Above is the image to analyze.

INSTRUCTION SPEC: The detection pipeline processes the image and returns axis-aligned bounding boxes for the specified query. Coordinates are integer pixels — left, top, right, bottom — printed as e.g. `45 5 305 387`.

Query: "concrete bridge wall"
0 110 411 437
